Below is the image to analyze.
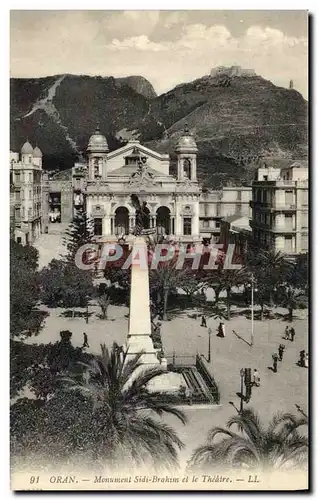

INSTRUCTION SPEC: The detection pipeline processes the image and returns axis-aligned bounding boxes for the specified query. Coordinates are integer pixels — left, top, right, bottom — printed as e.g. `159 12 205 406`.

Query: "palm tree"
188 408 308 473
97 293 111 319
218 268 249 320
276 284 308 321
247 250 293 308
63 343 187 471
150 260 186 320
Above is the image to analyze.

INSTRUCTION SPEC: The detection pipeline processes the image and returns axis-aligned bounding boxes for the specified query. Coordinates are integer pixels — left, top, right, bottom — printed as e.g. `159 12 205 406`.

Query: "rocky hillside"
10 72 308 187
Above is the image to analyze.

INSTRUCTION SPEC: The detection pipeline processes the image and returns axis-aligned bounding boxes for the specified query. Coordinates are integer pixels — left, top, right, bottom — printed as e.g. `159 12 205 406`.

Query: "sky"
10 10 308 98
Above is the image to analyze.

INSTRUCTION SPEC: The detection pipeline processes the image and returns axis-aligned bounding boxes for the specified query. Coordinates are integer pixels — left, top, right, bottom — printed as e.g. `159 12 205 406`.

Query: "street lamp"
247 274 258 347
208 327 212 363
240 368 245 413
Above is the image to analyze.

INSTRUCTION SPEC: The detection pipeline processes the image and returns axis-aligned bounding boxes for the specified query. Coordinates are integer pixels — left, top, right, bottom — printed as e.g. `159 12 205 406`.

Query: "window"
203 220 209 228
29 173 32 182
183 217 192 235
263 175 268 181
94 218 103 236
215 221 221 228
29 156 32 164
15 190 20 201
15 208 21 218
15 173 20 183
29 190 32 199
17 237 22 244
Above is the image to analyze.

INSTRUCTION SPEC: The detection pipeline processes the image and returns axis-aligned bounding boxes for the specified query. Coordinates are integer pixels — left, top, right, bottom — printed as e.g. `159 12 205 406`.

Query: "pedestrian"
201 315 207 328
253 369 260 387
82 332 89 348
278 344 285 361
272 353 278 373
186 386 193 406
284 326 290 340
216 322 225 338
305 352 309 368
298 350 305 367
290 327 295 342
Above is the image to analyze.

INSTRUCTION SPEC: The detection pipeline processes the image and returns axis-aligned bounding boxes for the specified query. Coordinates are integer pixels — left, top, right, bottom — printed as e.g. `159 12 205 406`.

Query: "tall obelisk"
125 236 161 365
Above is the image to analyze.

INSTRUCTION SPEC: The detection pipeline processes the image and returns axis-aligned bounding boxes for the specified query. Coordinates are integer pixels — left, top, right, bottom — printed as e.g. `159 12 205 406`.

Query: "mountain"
10 72 308 187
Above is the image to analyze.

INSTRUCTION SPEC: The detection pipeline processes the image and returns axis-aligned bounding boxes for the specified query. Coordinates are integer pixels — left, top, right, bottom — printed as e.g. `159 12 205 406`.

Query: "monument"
123 194 184 392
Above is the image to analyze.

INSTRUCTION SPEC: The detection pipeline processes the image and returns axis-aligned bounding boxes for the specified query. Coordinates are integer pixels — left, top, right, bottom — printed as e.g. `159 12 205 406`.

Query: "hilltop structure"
210 65 256 78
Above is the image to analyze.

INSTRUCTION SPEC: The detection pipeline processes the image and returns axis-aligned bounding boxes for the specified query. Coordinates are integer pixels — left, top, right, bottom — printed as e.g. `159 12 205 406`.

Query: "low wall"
195 354 220 404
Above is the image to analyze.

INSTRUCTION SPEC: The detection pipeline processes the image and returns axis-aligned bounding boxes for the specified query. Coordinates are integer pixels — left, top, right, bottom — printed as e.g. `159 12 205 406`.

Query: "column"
175 202 182 237
129 216 135 232
192 202 200 240
103 216 111 236
171 216 175 235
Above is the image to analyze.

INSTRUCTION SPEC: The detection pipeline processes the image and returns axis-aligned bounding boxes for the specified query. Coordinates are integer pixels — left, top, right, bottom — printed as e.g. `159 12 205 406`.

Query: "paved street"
33 224 68 269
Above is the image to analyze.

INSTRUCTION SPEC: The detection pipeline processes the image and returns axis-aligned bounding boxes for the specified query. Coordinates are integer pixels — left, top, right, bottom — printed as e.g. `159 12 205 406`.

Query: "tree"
10 241 43 338
276 284 308 321
10 333 92 401
207 267 248 320
188 408 308 473
246 249 293 307
40 259 93 312
62 343 187 470
150 260 186 320
62 210 94 263
289 253 308 293
179 270 203 301
97 293 111 319
12 344 187 471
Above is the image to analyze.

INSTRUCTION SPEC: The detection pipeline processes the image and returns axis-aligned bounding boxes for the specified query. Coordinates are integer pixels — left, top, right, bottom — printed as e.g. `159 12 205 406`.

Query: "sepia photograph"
9 8 309 491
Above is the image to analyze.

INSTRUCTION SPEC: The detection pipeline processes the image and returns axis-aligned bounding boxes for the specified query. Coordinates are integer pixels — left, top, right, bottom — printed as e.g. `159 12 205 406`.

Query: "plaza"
24 295 308 465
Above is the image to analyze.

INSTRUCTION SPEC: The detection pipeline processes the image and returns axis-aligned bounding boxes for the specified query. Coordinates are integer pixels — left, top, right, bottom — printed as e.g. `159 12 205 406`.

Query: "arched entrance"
156 206 171 236
114 207 129 235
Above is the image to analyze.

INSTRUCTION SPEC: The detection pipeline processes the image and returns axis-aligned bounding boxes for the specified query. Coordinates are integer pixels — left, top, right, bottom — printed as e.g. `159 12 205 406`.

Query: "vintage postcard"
10 10 309 491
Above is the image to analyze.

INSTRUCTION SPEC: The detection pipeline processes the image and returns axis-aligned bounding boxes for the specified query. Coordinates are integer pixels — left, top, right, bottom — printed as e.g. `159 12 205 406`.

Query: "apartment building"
199 187 252 242
10 142 43 244
250 160 308 254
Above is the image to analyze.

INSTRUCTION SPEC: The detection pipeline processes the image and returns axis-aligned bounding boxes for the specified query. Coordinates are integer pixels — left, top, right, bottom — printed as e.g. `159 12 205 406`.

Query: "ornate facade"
85 125 203 243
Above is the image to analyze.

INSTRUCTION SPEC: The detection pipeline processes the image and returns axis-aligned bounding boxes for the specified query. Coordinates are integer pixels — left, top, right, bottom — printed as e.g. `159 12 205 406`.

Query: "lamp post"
248 275 258 347
240 368 245 413
208 327 212 363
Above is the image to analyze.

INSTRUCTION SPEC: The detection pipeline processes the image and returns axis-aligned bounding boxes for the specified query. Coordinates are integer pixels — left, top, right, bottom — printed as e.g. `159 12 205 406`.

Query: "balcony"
250 200 296 211
272 225 296 233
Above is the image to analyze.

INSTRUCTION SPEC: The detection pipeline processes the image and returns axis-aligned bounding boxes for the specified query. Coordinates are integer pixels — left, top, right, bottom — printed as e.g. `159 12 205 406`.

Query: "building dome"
21 141 33 154
175 125 198 153
33 146 43 158
87 126 109 152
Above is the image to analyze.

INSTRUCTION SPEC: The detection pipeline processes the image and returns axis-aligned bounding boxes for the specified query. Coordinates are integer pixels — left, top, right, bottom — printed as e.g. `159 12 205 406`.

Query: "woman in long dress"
216 322 225 338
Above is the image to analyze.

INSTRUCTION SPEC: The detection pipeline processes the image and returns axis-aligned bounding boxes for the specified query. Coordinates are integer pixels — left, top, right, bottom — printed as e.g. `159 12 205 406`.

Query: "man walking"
253 369 260 387
201 315 207 328
82 332 89 348
284 326 290 340
290 327 295 342
278 344 285 361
